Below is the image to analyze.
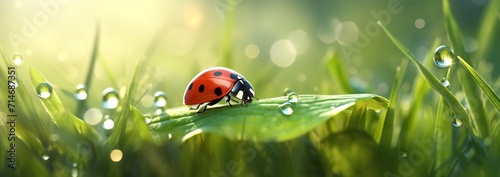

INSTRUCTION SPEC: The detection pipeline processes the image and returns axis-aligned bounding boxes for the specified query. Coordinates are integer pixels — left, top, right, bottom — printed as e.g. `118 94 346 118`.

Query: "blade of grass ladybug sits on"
183 67 256 113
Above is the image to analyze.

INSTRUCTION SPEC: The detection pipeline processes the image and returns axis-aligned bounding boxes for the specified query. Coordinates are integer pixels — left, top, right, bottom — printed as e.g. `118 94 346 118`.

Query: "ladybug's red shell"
183 67 245 106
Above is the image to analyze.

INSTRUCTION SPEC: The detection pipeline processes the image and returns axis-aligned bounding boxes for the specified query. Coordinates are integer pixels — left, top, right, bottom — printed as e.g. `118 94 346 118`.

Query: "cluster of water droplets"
433 45 465 128
279 88 300 115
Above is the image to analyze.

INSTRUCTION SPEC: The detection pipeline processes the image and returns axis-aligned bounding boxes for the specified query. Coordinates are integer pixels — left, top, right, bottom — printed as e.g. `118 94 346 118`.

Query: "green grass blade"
444 0 489 138
379 61 407 149
76 23 100 117
377 21 473 134
29 67 101 139
457 56 500 112
148 94 388 144
325 49 353 93
29 66 101 163
443 0 468 61
131 105 154 143
105 59 142 147
475 0 500 59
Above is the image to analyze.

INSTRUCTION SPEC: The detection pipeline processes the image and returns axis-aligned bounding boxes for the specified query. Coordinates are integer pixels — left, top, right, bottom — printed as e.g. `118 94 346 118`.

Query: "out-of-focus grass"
0 1 499 177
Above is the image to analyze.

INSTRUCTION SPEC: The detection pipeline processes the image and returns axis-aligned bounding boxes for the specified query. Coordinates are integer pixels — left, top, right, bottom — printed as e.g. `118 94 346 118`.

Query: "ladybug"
183 67 256 112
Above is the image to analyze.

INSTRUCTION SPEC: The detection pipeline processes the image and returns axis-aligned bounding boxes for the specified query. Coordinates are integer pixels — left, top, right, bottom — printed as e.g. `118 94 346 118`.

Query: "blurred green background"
1 0 497 110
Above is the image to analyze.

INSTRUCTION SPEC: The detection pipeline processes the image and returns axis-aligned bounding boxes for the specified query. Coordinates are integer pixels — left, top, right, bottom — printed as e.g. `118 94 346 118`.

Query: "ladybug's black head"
229 79 255 104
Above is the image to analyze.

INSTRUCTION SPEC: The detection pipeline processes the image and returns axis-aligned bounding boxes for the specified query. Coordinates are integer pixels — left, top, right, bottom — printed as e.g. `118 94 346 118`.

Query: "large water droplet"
13 53 23 65
36 82 53 99
102 88 119 109
74 84 88 100
452 116 463 127
434 45 453 68
279 102 293 115
102 119 115 130
287 92 299 105
154 91 167 108
441 77 450 88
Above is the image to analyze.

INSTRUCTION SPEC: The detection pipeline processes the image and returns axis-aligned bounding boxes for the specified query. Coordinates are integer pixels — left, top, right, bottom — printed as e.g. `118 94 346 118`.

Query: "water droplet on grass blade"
102 88 119 109
36 82 53 99
434 45 453 68
452 116 463 127
13 53 23 65
74 84 88 100
279 102 293 115
440 77 450 88
287 92 299 105
154 91 167 108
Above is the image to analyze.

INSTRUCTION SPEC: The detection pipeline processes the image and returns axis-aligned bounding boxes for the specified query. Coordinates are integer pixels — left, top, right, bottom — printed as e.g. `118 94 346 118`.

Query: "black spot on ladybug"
213 71 222 76
187 83 193 90
198 84 205 93
230 73 239 80
214 87 223 96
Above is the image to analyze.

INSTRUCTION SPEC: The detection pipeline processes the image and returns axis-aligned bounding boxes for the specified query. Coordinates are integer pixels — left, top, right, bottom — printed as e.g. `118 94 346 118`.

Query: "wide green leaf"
148 94 388 144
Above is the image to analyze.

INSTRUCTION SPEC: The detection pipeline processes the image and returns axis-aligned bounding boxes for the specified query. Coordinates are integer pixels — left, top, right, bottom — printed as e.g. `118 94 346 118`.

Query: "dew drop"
452 116 463 127
102 88 119 109
102 119 115 130
440 77 450 88
287 92 299 105
283 88 294 96
154 91 167 108
36 82 53 99
41 152 50 160
279 102 293 115
74 84 88 100
144 114 152 124
13 53 23 65
168 133 173 140
434 45 453 68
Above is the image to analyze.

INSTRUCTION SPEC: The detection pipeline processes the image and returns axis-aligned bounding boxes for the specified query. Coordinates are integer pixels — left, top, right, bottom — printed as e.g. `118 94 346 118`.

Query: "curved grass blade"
379 61 407 149
29 66 101 163
148 94 388 144
76 22 100 117
131 105 154 143
457 56 500 112
443 0 489 138
377 21 473 134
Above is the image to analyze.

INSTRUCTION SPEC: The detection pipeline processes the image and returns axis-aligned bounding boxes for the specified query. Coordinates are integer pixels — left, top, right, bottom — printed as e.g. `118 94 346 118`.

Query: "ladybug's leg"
225 96 233 107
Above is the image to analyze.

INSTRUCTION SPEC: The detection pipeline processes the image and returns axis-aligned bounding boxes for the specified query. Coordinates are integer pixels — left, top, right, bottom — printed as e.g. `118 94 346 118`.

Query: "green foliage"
1 1 500 177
